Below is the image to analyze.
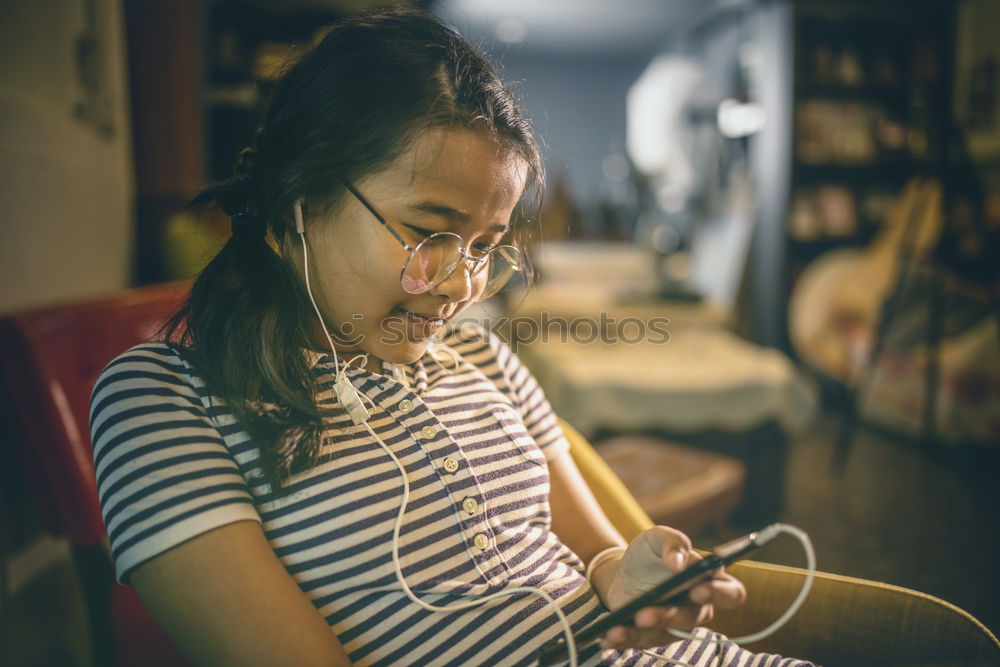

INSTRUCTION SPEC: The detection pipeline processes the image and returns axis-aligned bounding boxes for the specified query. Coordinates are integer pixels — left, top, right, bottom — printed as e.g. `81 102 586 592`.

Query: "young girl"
90 9 812 666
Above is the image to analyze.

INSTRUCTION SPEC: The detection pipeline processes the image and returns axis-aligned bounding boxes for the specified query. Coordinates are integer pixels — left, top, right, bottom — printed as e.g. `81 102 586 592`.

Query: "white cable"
359 409 579 667
725 523 815 645
640 522 816 665
297 226 578 665
427 339 462 372
299 231 342 380
343 353 369 371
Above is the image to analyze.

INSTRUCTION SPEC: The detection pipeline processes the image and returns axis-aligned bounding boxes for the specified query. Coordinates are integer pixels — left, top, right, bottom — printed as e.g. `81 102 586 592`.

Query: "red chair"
0 282 192 667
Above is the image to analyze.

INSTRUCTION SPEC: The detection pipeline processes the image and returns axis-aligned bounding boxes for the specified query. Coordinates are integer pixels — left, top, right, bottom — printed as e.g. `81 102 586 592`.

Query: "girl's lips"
393 308 446 338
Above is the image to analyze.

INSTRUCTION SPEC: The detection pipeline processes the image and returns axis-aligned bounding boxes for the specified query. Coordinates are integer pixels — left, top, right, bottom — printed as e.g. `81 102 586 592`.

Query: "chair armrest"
559 416 999 665
559 417 655 539
714 559 1000 666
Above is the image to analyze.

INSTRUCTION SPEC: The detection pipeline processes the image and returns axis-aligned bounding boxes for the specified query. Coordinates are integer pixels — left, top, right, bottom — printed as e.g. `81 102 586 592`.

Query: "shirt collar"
303 348 411 384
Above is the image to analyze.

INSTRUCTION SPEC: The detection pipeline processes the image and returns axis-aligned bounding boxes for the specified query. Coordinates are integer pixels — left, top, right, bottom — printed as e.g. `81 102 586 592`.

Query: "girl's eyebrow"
407 202 508 233
407 202 469 221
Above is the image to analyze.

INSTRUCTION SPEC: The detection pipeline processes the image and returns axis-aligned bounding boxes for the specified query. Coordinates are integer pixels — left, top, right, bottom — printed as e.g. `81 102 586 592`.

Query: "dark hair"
164 7 543 493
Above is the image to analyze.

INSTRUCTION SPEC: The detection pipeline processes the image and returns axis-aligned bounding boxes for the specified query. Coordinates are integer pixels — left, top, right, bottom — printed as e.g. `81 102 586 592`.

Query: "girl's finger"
640 526 693 563
690 574 747 609
634 604 700 632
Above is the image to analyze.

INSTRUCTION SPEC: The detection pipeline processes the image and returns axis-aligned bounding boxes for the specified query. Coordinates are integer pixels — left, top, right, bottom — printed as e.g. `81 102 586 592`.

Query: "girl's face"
298 127 528 370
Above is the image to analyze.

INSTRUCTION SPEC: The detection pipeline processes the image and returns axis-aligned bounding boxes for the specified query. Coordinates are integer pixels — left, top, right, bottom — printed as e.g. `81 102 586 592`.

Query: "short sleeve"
90 343 261 585
445 323 570 461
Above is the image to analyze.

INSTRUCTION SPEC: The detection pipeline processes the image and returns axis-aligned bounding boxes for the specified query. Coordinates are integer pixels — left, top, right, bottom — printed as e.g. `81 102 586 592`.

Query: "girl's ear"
293 198 305 234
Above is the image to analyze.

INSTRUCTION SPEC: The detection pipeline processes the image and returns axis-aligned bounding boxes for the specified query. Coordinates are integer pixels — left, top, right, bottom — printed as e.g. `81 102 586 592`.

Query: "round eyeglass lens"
399 234 520 300
479 245 520 299
400 233 463 294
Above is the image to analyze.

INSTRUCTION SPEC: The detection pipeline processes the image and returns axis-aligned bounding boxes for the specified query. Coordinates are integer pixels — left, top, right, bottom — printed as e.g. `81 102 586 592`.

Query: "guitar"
788 177 943 383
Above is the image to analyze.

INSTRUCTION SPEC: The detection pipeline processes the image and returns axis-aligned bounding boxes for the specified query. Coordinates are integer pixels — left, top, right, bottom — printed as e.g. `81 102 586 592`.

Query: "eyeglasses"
341 180 521 301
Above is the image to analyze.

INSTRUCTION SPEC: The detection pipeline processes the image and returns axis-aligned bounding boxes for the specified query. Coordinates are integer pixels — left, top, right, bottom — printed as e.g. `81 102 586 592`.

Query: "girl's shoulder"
93 341 197 388
101 340 188 368
90 341 207 420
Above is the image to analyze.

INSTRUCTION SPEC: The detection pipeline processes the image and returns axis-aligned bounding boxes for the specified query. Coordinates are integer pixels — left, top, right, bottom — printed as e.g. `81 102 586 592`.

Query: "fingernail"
669 548 686 571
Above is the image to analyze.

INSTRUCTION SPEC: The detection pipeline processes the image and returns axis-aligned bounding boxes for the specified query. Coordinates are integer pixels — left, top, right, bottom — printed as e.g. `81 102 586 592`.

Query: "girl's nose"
429 257 482 302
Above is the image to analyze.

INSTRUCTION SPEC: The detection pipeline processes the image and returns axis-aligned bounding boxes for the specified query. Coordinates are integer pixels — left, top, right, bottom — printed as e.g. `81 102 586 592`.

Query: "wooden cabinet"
203 2 345 182
784 0 953 290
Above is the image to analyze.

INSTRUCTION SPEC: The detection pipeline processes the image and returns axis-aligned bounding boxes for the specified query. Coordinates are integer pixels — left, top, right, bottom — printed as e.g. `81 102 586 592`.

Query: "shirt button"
473 533 490 551
461 497 479 515
442 457 460 474
421 425 437 439
398 399 413 413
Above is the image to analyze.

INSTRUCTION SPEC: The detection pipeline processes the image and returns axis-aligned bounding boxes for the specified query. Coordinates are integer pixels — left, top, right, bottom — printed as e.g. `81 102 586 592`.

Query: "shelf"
796 82 911 104
794 162 922 183
778 0 955 357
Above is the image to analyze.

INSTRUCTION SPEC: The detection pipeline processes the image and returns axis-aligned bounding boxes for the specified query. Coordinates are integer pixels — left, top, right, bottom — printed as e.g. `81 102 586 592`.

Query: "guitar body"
790 179 942 381
789 179 1000 443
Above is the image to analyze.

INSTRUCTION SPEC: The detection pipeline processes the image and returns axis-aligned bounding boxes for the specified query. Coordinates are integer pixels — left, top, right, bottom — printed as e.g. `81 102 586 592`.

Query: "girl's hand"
598 526 746 651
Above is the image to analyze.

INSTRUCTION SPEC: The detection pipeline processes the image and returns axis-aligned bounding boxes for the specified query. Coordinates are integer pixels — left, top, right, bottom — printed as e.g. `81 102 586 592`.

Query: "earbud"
293 197 305 234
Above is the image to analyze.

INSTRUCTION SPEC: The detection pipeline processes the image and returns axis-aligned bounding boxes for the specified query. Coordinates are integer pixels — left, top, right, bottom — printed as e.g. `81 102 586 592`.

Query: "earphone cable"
297 225 578 666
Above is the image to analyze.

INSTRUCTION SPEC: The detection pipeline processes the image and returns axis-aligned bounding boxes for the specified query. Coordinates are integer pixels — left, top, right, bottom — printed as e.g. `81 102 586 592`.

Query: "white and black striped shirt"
90 324 814 667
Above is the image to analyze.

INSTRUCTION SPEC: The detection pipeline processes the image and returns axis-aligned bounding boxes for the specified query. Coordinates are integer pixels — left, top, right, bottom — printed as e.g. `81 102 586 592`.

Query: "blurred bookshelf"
785 0 953 288
202 1 346 182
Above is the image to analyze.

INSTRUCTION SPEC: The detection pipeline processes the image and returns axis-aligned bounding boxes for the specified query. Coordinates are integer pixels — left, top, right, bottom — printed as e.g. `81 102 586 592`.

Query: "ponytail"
163 150 328 494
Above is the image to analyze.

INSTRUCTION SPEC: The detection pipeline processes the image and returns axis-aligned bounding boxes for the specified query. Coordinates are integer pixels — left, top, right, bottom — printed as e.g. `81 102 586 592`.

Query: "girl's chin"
360 339 432 370
381 340 431 364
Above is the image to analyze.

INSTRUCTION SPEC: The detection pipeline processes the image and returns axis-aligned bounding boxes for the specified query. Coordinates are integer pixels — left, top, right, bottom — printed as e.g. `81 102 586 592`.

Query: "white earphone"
294 196 370 426
293 197 305 234
291 196 579 664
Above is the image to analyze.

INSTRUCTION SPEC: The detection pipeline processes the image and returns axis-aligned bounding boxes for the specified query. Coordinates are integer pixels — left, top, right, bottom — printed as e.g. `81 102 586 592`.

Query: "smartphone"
538 525 780 666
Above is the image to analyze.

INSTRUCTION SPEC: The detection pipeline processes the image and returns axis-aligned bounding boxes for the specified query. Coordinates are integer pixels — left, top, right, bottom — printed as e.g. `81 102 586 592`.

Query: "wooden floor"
1 411 997 666
739 412 1000 638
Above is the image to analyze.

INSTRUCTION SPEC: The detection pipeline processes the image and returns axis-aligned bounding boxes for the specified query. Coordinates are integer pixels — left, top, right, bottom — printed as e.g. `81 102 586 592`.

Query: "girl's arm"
130 519 351 666
548 448 629 568
548 447 639 609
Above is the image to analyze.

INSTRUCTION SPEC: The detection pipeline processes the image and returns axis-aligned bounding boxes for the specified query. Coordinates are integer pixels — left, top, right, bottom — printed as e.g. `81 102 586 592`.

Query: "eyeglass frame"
339 179 521 297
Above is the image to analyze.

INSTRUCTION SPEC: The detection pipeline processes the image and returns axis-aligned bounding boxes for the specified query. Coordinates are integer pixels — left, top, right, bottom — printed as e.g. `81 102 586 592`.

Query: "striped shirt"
90 323 815 666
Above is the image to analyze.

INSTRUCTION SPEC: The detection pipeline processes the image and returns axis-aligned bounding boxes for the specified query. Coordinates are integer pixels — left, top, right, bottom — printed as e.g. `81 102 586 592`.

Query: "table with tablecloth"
499 243 818 522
